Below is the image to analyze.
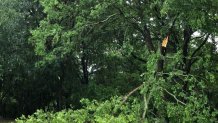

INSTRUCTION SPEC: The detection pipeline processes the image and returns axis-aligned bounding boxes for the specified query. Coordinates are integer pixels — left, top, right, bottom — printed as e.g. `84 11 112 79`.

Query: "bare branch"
85 13 118 26
163 88 186 106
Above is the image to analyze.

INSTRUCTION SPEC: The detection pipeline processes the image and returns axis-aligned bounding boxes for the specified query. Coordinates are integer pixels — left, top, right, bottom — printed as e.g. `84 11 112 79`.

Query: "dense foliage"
0 0 218 122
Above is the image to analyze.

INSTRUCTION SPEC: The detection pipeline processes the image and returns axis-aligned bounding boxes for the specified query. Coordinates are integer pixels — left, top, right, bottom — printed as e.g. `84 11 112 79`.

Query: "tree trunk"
81 55 89 84
157 46 166 73
182 26 193 95
143 25 156 53
57 61 65 110
183 26 193 74
81 41 89 85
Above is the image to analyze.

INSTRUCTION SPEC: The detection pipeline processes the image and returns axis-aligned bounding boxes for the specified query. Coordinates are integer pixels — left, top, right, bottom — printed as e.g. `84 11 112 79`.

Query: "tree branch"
143 24 156 52
191 34 210 58
163 88 186 105
122 84 143 103
85 13 118 26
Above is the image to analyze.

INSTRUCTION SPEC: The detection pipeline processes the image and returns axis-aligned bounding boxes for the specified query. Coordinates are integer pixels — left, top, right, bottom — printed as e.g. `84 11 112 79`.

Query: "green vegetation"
0 0 218 122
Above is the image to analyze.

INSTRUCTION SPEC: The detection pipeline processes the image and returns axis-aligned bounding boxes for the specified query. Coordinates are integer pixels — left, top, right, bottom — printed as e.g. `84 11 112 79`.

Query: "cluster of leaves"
16 97 141 123
15 77 218 123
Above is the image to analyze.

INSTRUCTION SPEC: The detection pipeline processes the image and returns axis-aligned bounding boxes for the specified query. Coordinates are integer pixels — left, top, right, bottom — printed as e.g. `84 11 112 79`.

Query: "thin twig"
85 13 118 26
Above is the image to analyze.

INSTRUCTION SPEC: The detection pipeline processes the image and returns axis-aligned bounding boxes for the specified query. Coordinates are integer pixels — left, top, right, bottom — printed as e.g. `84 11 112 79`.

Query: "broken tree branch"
122 84 143 103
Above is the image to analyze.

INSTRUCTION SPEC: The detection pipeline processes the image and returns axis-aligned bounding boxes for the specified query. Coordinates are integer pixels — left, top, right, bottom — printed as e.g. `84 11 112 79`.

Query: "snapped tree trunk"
157 46 166 73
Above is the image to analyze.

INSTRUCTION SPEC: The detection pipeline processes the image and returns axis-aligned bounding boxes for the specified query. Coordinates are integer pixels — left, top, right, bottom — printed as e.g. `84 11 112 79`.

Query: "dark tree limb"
183 26 193 74
143 24 156 52
191 34 210 58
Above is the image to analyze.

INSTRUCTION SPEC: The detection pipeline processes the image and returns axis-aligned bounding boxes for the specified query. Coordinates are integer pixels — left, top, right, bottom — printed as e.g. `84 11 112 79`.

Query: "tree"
0 0 45 117
1 0 218 122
